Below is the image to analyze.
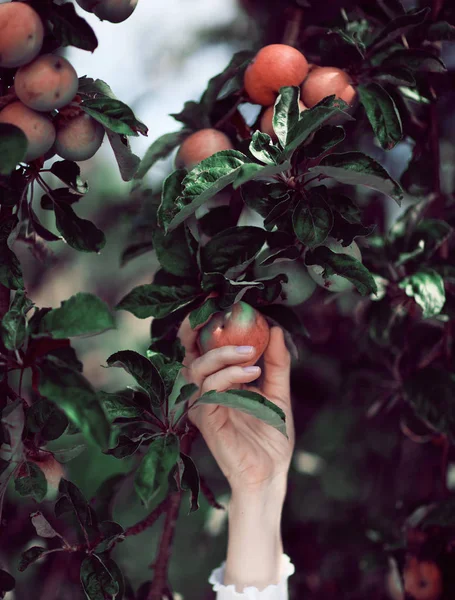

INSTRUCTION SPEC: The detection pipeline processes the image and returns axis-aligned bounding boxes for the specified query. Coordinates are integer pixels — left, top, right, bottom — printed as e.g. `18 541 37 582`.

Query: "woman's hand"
178 317 295 590
178 317 295 494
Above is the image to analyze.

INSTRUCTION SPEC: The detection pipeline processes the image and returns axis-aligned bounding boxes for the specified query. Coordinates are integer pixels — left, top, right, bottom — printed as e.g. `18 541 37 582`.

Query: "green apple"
254 255 317 306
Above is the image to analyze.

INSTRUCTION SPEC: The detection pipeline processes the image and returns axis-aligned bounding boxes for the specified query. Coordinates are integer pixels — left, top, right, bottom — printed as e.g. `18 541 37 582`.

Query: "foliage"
1 0 455 598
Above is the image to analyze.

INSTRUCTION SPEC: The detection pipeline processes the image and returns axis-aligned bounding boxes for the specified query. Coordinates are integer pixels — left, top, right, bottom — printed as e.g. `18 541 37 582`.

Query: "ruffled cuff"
208 554 295 599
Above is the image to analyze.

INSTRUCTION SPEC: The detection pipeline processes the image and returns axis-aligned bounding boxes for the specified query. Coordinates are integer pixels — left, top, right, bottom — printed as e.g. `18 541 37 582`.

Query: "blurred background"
4 0 455 598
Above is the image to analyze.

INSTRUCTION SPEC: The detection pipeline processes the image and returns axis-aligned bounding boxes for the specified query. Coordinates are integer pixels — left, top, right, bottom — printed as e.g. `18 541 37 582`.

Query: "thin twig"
282 6 304 47
123 496 170 537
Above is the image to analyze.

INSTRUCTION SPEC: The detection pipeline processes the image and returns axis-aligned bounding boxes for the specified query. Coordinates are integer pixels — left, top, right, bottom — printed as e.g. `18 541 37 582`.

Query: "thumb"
261 326 291 402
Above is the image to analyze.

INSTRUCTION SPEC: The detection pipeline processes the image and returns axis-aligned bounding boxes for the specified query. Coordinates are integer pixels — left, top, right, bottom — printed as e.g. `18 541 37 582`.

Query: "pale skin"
178 319 295 592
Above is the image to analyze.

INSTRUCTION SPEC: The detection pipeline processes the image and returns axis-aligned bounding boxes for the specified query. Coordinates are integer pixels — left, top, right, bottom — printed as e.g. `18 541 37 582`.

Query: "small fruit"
14 54 79 112
55 113 105 161
403 556 443 600
306 237 362 293
0 3 44 69
197 301 270 367
259 100 307 141
244 44 309 106
0 101 56 162
254 256 317 306
301 66 356 108
175 129 234 170
76 0 138 23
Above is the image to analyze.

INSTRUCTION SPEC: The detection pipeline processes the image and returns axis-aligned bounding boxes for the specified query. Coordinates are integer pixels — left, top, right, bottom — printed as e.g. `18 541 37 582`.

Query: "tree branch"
123 496 170 537
146 491 182 600
146 428 198 599
282 6 304 47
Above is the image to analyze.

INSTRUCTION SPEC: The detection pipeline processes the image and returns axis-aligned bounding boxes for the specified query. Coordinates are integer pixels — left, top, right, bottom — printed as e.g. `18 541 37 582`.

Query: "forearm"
224 478 287 591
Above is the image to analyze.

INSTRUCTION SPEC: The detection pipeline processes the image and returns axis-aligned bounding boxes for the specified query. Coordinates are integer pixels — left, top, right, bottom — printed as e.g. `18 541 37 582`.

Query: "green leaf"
404 368 455 441
106 350 165 407
180 453 200 513
381 49 446 73
283 96 354 158
302 125 345 159
167 150 249 231
105 129 141 182
156 168 187 230
49 2 98 51
15 462 47 502
425 21 455 41
249 131 280 165
201 226 267 275
196 389 287 437
97 389 145 421
232 161 291 189
357 83 403 150
0 124 27 174
368 8 430 51
200 50 254 109
134 130 191 179
26 399 69 442
116 283 198 319
308 151 403 205
1 290 32 350
305 245 378 296
18 547 47 572
93 521 124 554
80 555 119 600
54 200 106 253
399 269 446 319
39 358 111 449
81 98 147 137
272 86 301 148
152 224 198 279
52 444 87 463
189 296 219 329
134 434 180 507
106 433 154 459
50 160 88 194
292 187 333 248
56 479 97 541
40 293 115 338
30 511 60 539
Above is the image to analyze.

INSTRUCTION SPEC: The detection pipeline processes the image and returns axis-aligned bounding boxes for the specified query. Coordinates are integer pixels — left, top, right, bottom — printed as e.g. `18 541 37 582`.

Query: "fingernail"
243 366 260 373
236 346 254 354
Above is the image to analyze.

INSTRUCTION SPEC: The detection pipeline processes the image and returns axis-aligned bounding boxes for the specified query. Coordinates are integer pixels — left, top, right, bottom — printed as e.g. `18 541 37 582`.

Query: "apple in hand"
197 301 270 367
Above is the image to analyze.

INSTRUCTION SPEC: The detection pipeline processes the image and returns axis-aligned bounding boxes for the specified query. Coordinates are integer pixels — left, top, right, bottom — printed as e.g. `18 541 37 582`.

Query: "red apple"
29 452 65 499
197 301 270 367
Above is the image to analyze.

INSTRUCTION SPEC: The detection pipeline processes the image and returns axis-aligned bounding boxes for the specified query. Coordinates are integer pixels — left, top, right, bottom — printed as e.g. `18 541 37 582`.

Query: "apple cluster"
0 1 138 165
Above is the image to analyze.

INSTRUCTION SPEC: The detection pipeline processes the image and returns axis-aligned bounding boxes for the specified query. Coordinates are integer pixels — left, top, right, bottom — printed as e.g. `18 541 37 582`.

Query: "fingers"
261 327 291 402
188 345 256 391
188 364 261 426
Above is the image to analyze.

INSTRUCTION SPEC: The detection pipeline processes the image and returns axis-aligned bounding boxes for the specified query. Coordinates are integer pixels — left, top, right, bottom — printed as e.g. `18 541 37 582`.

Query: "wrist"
224 477 287 591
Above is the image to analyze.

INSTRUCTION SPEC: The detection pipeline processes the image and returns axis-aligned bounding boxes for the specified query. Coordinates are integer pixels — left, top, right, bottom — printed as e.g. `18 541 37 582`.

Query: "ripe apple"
403 557 442 600
175 129 233 170
306 237 362 293
301 66 356 108
0 2 44 69
254 256 317 306
197 301 270 367
244 44 309 106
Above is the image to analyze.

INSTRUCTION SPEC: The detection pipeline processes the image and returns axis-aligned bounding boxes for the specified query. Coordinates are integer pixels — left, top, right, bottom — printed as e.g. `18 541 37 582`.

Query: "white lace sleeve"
208 554 295 600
